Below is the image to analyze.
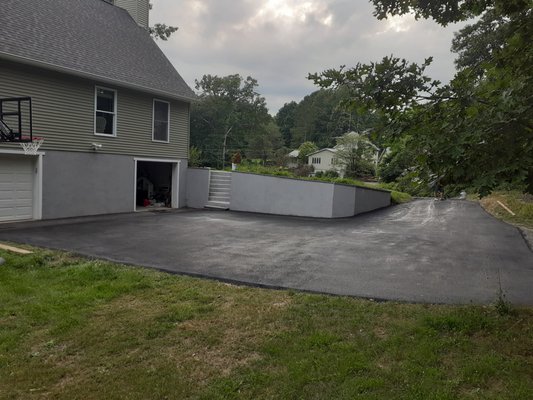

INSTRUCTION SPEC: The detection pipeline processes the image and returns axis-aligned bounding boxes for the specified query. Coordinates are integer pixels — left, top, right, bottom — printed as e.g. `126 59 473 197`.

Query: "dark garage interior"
136 161 172 209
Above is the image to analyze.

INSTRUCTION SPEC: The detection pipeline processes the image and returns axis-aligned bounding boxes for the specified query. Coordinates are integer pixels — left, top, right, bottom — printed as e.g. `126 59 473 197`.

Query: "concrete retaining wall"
354 186 391 215
229 172 390 218
186 168 210 208
230 172 335 218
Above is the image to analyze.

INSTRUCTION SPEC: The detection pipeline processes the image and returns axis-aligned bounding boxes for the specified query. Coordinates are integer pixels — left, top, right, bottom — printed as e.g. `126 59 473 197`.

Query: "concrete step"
210 171 232 176
210 185 230 191
205 201 230 210
209 190 230 196
208 195 230 202
210 177 231 183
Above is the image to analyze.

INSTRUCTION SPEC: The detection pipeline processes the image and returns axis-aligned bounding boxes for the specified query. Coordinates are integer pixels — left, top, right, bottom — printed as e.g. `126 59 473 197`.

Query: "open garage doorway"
134 158 180 211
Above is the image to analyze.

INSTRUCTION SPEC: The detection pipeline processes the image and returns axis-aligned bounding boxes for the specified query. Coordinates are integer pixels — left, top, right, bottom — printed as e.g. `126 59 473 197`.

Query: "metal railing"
0 97 33 142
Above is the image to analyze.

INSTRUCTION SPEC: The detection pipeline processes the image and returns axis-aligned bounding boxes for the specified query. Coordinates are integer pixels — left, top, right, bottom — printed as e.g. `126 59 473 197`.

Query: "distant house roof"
288 149 300 158
0 0 196 102
307 148 337 157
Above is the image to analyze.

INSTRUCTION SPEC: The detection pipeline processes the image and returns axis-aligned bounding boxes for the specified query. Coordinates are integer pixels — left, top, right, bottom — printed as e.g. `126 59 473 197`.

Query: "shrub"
231 151 242 164
324 170 339 178
292 165 314 177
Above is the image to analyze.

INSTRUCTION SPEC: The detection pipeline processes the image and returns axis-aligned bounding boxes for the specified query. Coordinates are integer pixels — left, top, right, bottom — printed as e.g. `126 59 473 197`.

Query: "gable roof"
288 149 300 157
308 148 337 157
0 0 195 102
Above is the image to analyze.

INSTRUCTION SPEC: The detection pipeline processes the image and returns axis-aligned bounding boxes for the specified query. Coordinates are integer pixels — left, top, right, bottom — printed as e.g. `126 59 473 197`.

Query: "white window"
152 99 170 142
94 86 117 136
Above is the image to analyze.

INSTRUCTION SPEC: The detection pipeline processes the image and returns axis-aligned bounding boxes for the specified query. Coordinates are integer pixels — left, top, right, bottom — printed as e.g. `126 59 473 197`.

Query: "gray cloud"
151 0 467 114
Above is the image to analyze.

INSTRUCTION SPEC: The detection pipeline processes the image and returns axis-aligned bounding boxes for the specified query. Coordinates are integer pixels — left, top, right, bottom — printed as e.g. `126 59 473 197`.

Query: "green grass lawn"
1 248 532 399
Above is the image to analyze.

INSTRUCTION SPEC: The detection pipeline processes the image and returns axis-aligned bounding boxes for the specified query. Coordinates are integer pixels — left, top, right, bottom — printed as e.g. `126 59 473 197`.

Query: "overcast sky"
151 0 467 114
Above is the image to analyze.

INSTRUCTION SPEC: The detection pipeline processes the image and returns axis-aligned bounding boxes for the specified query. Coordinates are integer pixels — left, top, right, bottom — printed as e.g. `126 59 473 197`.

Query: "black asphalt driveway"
1 200 531 305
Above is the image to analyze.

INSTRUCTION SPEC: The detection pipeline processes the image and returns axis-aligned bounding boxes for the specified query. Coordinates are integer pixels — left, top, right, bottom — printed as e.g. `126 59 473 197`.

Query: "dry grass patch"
479 191 533 229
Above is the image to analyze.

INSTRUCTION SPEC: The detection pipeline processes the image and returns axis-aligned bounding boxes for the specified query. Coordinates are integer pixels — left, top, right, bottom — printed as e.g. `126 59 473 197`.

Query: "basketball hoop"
20 137 44 155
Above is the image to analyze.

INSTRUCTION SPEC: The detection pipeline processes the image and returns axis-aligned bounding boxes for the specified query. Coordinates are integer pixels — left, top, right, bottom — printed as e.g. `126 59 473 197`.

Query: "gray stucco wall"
42 150 188 219
230 173 335 218
354 186 391 214
332 184 356 218
186 168 210 209
42 150 134 219
229 172 390 218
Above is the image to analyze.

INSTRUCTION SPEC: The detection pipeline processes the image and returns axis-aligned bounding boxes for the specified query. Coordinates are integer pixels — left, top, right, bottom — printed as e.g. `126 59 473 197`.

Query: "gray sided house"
0 0 195 222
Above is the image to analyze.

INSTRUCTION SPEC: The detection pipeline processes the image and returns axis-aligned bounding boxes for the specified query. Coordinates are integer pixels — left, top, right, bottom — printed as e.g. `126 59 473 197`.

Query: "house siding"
0 62 189 159
114 0 150 28
308 150 342 175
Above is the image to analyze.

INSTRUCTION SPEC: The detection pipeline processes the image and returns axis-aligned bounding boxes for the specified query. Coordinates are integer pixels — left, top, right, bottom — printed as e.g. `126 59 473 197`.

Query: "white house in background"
287 149 299 168
308 148 344 176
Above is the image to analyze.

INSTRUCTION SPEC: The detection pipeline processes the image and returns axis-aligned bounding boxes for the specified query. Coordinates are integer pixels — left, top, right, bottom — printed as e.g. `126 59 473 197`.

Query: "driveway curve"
0 199 531 305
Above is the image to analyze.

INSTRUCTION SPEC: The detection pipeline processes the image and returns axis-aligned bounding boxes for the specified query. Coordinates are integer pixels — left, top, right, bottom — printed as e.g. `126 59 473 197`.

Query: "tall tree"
190 74 270 168
247 120 283 165
275 101 298 147
310 0 532 195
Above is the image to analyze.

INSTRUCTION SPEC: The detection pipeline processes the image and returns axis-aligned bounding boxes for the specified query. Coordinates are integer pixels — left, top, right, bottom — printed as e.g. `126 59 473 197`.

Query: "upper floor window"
95 87 117 136
153 100 170 142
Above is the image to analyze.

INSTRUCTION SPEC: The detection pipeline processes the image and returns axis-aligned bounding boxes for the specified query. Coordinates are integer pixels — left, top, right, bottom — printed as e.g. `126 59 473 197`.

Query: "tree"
277 88 379 150
190 74 270 168
275 101 298 147
297 141 319 164
149 24 178 41
370 0 530 25
147 1 178 41
247 120 283 165
335 133 377 178
309 0 533 195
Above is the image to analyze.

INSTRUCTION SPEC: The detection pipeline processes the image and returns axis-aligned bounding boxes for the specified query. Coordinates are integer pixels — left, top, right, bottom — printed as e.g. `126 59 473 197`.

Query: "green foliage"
315 169 341 178
190 74 271 168
310 1 533 196
370 0 531 25
390 190 413 204
246 120 283 165
335 133 378 178
148 2 179 41
276 88 380 150
148 24 178 41
275 101 298 147
188 146 202 167
297 141 318 164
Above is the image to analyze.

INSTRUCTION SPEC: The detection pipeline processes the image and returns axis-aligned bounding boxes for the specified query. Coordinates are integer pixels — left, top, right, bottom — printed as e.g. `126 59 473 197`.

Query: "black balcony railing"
0 97 33 142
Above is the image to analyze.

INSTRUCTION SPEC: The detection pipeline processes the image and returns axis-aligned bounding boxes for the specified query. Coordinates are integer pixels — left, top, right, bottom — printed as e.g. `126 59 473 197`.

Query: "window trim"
152 99 170 143
94 86 117 137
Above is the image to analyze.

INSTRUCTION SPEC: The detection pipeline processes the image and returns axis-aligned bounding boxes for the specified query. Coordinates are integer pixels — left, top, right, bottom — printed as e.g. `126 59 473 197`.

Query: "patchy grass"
478 191 533 229
1 248 532 399
390 190 413 204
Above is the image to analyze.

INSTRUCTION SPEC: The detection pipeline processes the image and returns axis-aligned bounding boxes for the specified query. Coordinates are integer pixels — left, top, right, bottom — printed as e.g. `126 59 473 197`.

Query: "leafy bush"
189 146 202 167
324 170 339 178
292 165 314 177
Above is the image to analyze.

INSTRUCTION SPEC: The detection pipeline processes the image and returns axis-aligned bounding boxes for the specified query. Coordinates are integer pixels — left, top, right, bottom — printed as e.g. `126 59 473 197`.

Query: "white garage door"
0 155 34 222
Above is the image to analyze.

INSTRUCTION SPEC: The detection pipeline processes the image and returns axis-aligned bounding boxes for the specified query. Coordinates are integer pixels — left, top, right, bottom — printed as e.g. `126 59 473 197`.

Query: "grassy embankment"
228 164 412 204
1 248 531 399
476 191 533 230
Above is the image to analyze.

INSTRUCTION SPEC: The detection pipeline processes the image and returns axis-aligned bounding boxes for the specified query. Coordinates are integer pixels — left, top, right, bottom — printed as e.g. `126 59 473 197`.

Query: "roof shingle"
0 0 195 101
